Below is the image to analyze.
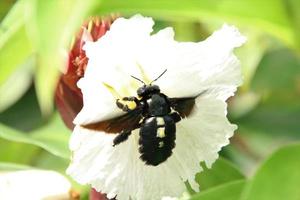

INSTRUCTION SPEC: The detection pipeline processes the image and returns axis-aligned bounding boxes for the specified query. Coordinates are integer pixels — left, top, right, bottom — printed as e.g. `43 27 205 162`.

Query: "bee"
82 70 202 166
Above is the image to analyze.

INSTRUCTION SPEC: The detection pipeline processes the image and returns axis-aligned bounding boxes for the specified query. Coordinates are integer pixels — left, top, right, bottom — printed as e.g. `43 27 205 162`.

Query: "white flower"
0 170 71 200
67 15 246 200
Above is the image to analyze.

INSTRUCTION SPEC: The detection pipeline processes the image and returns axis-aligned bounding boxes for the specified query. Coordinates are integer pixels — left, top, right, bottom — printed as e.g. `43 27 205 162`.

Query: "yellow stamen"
87 20 93 33
136 62 151 84
102 82 122 99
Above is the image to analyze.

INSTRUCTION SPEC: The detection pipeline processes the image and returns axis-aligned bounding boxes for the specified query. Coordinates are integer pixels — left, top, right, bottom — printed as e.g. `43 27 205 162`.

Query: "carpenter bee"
82 69 202 166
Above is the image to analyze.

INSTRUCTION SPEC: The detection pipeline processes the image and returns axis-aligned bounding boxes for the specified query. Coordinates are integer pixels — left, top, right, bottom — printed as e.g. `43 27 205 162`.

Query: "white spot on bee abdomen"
156 117 165 126
158 141 164 148
157 127 165 138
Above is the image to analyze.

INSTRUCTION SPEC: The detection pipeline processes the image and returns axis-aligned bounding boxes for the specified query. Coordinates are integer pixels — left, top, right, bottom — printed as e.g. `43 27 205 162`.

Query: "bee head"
137 85 160 97
131 69 167 98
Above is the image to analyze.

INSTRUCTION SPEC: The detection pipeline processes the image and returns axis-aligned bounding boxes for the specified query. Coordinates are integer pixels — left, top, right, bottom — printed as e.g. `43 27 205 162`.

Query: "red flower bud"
55 16 115 129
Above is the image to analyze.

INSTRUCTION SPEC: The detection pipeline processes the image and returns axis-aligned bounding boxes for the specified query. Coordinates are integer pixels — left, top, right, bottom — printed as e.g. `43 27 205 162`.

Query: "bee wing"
169 97 196 118
81 108 143 134
169 91 206 118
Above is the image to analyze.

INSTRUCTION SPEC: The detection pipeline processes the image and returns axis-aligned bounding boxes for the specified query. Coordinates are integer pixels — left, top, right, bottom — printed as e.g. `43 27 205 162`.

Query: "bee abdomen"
139 115 176 166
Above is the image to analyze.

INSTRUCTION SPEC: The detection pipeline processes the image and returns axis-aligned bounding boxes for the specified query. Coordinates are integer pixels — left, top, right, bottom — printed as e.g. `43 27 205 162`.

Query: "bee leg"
170 112 181 123
116 99 130 112
122 96 139 103
116 97 139 112
113 130 132 146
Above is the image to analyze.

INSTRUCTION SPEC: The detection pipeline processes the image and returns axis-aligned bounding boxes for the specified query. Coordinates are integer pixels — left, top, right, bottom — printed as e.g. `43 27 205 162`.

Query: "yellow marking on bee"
157 127 165 138
118 99 137 110
126 101 137 110
159 141 164 148
102 82 122 99
156 117 165 126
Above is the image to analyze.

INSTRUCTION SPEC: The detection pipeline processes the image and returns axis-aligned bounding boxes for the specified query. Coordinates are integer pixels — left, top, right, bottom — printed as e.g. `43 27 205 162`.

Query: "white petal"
68 15 245 200
155 24 246 100
73 78 124 124
0 170 71 200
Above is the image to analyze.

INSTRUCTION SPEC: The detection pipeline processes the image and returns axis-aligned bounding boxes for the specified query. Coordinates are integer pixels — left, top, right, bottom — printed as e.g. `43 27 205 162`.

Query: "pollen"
117 99 137 110
157 127 165 138
126 101 137 110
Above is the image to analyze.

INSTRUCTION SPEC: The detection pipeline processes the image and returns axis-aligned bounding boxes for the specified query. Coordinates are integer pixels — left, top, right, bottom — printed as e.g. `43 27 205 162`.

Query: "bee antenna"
131 75 146 85
150 69 167 84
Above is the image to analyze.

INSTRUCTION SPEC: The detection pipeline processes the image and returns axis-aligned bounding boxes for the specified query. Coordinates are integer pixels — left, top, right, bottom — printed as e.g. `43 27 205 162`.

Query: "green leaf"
0 0 17 20
0 162 33 171
171 21 209 42
251 49 300 93
236 49 300 137
30 114 71 159
284 0 300 49
190 180 246 200
241 143 300 200
34 56 60 117
33 151 69 173
0 26 33 87
25 0 71 116
236 30 269 92
229 30 269 119
98 0 295 47
195 157 245 191
0 0 25 28
237 101 300 137
0 113 70 159
0 138 41 164
0 0 33 86
0 57 34 112
0 1 36 113
229 49 300 170
0 86 43 131
25 0 102 116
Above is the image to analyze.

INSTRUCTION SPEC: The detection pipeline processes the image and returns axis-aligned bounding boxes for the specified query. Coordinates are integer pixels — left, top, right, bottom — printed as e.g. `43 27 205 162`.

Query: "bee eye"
137 87 145 96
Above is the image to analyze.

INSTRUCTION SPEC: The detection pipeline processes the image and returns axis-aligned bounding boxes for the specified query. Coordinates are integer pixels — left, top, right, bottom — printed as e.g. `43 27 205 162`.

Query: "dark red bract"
55 16 115 129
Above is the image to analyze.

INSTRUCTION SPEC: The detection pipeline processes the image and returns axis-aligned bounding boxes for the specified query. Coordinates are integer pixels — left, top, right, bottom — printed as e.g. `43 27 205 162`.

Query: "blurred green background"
0 0 300 200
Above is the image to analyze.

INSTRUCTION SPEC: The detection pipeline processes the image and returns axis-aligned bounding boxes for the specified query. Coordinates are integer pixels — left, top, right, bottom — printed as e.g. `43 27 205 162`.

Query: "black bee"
82 70 201 166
